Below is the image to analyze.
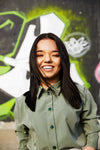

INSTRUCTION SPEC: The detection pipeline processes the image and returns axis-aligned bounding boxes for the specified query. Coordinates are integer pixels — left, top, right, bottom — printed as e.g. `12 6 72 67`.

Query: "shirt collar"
37 81 61 99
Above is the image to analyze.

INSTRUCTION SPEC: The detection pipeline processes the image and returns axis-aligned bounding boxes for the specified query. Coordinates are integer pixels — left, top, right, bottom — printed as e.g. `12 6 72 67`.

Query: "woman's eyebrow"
36 50 59 52
52 50 59 52
36 50 43 52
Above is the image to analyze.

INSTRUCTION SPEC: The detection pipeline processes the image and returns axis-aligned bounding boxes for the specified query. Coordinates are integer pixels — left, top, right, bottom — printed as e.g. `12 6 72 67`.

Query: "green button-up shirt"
14 82 100 150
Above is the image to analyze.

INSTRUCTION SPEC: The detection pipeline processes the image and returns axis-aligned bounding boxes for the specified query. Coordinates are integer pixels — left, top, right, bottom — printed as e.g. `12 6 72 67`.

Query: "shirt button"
48 107 52 111
47 91 50 95
53 146 56 149
50 125 54 129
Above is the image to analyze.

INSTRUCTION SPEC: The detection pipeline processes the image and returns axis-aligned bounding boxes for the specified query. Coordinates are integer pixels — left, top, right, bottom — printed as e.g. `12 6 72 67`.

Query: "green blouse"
14 82 100 150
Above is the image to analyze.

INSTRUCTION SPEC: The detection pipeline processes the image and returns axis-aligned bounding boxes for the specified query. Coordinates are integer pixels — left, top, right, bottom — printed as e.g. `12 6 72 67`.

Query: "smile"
42 65 54 70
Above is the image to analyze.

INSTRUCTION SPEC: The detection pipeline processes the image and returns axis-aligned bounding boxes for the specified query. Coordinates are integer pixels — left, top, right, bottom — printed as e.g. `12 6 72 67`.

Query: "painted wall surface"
0 0 100 120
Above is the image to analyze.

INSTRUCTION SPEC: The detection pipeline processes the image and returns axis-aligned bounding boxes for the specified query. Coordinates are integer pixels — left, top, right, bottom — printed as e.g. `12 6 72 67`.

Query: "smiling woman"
14 33 100 150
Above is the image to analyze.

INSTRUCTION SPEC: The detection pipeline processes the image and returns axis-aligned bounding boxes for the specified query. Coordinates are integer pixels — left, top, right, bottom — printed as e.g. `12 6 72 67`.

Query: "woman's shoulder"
16 91 30 104
75 83 91 96
75 83 95 105
75 83 87 102
75 83 85 93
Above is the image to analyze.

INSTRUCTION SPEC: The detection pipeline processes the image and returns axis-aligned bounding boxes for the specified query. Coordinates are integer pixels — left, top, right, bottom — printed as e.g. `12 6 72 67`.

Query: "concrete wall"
0 0 100 120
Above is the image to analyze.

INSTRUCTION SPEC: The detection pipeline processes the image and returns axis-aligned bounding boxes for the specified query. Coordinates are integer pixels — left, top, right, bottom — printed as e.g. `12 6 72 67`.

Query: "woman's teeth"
43 66 53 69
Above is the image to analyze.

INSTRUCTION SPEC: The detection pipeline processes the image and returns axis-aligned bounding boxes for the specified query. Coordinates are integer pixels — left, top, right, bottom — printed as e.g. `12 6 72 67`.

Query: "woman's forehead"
36 39 58 51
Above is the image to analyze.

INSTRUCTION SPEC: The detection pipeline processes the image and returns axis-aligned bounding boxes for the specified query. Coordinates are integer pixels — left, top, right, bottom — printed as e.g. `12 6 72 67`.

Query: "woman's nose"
44 53 52 62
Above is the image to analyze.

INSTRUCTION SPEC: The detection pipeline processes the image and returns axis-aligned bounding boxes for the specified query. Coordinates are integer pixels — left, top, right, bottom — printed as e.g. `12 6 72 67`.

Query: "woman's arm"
14 96 29 150
81 87 100 149
15 124 29 150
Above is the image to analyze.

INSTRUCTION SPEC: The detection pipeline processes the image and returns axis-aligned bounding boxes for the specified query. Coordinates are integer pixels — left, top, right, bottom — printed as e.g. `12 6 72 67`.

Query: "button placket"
46 93 57 149
47 91 52 112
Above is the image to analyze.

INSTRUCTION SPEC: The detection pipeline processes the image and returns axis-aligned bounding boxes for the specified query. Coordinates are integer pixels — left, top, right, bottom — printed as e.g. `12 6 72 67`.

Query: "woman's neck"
40 78 59 90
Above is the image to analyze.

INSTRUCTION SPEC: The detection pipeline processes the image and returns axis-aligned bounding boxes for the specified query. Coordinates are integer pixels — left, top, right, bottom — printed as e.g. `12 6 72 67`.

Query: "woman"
14 33 100 150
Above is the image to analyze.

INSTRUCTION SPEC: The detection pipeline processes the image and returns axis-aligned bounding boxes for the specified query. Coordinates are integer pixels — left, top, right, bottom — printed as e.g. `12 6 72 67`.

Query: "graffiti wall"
0 0 100 120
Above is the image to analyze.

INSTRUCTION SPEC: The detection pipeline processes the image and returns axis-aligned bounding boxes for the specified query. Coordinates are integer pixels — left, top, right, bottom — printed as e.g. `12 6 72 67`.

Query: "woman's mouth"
42 65 54 71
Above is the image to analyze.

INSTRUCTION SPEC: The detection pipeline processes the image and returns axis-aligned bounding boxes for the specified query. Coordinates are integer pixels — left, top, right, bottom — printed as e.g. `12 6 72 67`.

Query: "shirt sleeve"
81 87 100 149
14 96 29 150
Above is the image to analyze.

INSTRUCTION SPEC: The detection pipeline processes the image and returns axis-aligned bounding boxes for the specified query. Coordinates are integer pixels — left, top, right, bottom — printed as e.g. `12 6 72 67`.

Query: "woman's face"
36 38 61 84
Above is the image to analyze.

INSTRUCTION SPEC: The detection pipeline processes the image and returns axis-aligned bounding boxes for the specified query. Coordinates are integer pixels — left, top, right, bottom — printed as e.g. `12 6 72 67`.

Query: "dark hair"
25 33 82 111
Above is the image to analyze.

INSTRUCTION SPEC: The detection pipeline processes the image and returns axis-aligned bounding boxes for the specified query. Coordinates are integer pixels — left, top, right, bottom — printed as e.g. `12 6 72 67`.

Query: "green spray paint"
0 19 14 29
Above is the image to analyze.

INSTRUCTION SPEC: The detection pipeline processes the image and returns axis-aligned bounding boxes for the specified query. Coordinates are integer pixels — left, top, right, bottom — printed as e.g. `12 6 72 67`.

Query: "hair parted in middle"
25 33 82 111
